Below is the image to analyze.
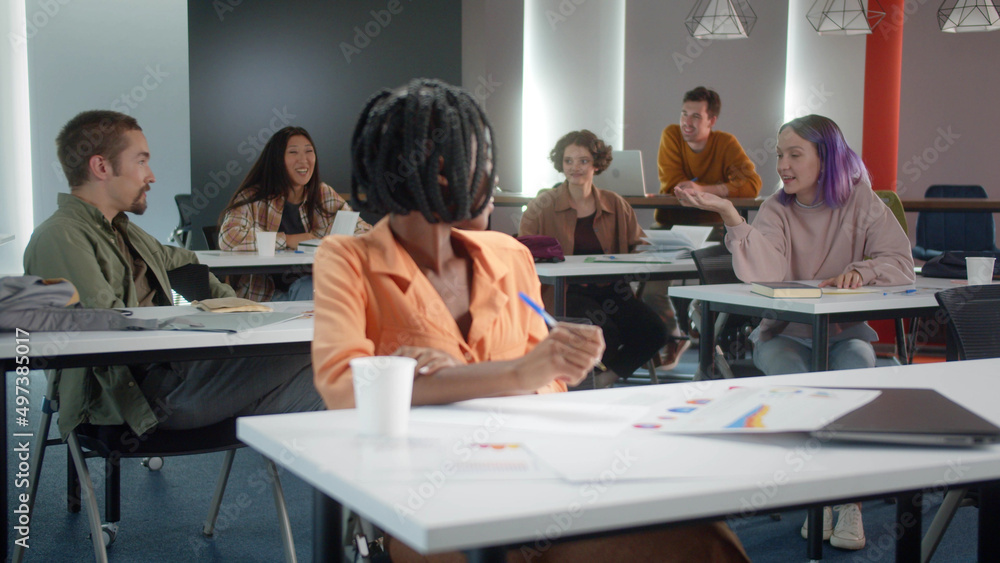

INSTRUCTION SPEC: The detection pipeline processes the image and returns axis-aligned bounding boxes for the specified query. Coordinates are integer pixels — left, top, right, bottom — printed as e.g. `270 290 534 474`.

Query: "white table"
195 250 315 277
0 302 315 557
534 255 699 316
238 359 1000 562
670 277 961 374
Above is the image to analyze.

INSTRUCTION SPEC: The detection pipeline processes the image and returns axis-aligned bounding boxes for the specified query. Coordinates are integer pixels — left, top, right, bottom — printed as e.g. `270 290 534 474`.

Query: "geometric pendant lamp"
685 0 757 39
938 0 1000 32
806 0 887 35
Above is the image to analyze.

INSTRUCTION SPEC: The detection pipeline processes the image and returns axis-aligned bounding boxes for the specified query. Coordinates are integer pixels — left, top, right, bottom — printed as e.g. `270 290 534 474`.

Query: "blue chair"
912 185 999 260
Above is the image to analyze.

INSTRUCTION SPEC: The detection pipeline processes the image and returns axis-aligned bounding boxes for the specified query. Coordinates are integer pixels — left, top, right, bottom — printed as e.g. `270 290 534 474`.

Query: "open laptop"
597 150 648 197
813 388 1000 447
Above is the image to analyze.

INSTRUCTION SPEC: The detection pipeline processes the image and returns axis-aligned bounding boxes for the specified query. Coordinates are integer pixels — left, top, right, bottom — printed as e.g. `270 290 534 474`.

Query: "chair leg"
105 456 121 524
921 488 968 563
66 432 109 563
266 457 298 563
895 318 909 365
11 401 55 563
203 449 238 537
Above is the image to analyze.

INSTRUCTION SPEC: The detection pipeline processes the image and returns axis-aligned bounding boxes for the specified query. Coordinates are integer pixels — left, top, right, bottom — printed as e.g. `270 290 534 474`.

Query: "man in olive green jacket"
24 110 322 439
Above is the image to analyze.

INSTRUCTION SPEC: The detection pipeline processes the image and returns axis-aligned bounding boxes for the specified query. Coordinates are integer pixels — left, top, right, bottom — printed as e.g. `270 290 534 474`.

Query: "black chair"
11 267 298 563
166 262 212 304
171 194 195 249
690 245 763 379
203 225 220 251
920 285 1000 561
913 185 999 260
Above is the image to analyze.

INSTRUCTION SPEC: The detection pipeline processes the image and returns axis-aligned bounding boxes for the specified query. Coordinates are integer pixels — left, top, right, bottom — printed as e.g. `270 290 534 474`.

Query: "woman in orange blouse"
311 79 749 563
218 126 370 301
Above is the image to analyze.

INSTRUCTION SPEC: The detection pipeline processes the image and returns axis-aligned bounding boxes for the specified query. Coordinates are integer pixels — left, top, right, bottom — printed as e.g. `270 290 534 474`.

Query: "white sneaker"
800 506 833 540
830 503 866 550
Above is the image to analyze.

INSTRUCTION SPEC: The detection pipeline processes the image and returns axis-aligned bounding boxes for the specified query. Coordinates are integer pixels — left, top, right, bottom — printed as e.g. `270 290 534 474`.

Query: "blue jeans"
752 336 876 375
271 275 314 302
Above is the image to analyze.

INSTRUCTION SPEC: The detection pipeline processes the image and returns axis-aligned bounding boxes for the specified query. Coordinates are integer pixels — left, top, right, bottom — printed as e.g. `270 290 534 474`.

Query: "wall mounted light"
806 0 886 35
685 0 757 39
938 0 1000 32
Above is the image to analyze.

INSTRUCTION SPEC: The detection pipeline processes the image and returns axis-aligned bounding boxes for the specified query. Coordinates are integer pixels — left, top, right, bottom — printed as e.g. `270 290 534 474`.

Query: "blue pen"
883 288 917 295
518 292 607 371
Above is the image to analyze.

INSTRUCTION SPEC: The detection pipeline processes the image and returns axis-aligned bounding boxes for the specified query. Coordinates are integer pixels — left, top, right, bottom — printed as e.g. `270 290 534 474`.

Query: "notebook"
751 281 822 299
597 150 647 197
813 388 1000 447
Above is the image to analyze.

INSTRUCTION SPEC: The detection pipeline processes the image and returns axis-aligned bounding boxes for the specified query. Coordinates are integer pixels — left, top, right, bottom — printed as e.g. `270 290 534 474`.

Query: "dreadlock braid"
350 78 496 224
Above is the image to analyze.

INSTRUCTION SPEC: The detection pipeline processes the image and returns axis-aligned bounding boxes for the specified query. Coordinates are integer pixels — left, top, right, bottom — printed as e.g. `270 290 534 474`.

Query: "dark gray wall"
187 0 462 247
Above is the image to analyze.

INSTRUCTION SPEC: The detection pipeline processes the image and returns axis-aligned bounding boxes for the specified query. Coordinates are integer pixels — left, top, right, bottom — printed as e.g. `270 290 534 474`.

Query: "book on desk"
751 281 822 298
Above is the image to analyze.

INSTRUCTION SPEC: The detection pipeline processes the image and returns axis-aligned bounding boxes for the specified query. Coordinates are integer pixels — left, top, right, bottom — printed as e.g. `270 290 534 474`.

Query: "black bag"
0 276 157 332
920 251 1000 279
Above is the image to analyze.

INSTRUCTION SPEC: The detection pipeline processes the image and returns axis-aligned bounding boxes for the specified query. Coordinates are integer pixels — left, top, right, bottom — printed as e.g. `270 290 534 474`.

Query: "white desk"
195 250 315 277
534 255 699 316
670 277 961 374
238 359 1000 562
0 302 315 557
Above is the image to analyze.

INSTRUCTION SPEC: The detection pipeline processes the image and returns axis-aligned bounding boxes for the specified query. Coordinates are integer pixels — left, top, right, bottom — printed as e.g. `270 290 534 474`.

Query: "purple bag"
516 235 565 263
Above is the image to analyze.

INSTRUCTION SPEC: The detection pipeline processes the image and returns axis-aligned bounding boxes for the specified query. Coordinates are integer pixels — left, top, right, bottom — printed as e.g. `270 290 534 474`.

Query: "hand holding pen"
518 292 608 383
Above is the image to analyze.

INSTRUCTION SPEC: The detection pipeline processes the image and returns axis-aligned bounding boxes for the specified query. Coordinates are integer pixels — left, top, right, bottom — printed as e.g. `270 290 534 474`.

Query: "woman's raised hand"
674 186 744 226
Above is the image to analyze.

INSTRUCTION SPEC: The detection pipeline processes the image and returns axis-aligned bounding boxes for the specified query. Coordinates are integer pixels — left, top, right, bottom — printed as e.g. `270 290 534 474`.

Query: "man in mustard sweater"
654 86 761 228
647 87 762 369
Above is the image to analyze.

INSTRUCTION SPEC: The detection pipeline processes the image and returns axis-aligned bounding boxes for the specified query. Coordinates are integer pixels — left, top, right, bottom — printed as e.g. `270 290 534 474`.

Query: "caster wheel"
142 457 164 471
101 523 118 547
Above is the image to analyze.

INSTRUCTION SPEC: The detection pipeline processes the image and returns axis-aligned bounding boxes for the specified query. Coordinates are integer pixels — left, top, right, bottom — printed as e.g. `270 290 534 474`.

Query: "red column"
861 0 905 192
863 0 905 347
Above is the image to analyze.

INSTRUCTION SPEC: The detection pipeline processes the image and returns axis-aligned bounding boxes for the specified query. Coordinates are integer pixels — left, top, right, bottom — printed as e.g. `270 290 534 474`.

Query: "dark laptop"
813 388 1000 447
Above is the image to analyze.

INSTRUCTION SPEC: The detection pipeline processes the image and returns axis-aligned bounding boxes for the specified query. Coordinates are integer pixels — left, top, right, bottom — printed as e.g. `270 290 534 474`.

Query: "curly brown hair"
549 130 613 175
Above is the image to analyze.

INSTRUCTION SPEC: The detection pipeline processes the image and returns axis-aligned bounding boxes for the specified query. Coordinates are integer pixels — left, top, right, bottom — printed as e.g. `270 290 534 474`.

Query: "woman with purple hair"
675 114 914 549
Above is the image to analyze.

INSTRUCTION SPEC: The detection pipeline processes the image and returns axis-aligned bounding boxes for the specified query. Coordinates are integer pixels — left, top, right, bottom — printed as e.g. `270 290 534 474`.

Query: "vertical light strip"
521 0 627 198
1 0 34 273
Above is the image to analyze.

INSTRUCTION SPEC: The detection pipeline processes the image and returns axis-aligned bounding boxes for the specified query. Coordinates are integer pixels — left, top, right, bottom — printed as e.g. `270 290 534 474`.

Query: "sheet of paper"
331 210 361 235
528 432 830 482
821 288 879 295
410 397 648 437
652 386 881 434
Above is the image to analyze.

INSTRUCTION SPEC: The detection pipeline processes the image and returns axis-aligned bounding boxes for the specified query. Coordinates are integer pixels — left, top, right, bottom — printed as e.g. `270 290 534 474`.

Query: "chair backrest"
914 184 995 257
874 190 907 234
203 225 220 251
166 263 213 302
691 244 741 285
935 285 1000 360
171 194 196 248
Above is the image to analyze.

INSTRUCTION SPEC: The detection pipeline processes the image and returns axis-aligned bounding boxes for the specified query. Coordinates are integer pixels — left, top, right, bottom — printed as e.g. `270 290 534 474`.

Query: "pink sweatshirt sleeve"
724 201 791 283
845 189 915 285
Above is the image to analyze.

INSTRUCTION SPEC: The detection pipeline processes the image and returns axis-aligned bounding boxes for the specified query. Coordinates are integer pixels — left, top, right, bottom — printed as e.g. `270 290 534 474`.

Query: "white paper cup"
966 257 995 286
351 356 416 437
255 230 277 257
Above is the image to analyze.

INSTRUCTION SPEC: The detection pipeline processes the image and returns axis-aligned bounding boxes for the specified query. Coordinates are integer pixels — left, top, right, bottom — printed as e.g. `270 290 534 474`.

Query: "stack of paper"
638 226 714 259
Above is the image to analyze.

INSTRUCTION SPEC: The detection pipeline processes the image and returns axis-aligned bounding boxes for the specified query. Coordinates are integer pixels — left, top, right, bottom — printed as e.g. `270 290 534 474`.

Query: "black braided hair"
350 78 496 224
